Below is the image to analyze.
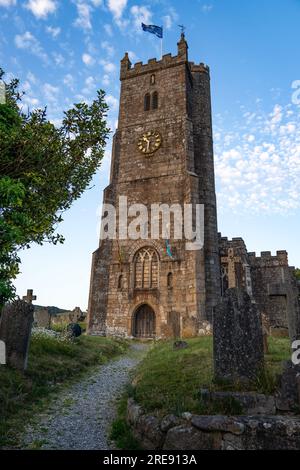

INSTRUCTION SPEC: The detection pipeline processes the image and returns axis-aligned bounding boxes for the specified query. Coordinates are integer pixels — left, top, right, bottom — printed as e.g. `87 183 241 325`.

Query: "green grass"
130 336 290 417
110 392 141 450
0 334 128 448
51 321 87 333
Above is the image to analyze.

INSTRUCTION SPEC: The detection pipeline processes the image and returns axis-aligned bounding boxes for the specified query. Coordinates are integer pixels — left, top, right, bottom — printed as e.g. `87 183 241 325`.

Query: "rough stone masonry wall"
191 65 221 322
127 398 300 450
248 251 300 333
217 236 300 336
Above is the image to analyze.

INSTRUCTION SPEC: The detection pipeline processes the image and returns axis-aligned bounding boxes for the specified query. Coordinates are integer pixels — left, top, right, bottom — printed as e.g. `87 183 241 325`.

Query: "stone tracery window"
134 247 159 289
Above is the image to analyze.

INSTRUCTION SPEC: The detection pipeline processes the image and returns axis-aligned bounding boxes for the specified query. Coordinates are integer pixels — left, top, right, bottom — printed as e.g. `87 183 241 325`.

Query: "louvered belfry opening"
133 304 156 338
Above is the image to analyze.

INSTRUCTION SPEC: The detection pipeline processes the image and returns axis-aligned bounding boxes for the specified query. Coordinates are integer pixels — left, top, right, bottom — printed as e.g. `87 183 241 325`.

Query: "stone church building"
87 34 300 339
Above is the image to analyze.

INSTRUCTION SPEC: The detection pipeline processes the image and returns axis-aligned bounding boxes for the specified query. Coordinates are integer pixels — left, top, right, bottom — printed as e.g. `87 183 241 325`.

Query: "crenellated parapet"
248 250 288 267
120 33 209 80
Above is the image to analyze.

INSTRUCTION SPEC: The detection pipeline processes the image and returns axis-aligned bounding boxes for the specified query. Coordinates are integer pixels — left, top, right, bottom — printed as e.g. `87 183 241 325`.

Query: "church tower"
87 35 221 338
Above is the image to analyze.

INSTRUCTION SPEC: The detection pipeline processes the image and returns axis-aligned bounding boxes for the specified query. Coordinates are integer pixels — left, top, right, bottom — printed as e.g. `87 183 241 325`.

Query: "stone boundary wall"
127 398 300 450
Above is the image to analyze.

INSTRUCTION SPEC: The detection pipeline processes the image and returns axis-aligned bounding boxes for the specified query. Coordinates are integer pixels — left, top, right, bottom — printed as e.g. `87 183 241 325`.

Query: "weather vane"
178 24 186 35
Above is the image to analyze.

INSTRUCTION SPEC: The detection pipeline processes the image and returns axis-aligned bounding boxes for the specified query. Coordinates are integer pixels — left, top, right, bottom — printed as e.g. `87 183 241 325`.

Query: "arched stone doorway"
133 304 156 338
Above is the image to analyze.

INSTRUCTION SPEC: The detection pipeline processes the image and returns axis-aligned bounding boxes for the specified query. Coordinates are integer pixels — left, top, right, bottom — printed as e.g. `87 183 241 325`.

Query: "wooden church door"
134 304 155 338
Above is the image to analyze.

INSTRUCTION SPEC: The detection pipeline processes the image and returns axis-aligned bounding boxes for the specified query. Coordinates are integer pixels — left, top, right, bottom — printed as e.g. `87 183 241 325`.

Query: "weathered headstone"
0 300 34 371
67 323 82 339
173 340 188 350
213 288 264 383
276 360 300 411
34 308 51 328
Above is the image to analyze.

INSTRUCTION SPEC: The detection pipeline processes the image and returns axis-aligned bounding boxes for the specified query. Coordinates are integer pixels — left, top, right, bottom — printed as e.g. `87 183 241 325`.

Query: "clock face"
137 131 162 155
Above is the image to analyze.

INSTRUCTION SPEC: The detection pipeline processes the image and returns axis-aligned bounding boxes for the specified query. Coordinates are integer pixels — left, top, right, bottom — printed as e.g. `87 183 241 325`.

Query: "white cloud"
63 73 75 90
14 31 48 63
82 52 95 66
100 59 116 73
43 82 59 103
74 2 92 30
107 0 127 19
81 75 96 95
106 94 118 111
130 5 152 30
163 7 178 30
27 71 37 84
101 41 114 57
46 25 61 38
0 0 16 6
202 4 213 13
163 15 172 29
214 99 300 215
25 0 57 19
104 23 113 36
102 74 110 86
52 52 65 66
128 50 137 62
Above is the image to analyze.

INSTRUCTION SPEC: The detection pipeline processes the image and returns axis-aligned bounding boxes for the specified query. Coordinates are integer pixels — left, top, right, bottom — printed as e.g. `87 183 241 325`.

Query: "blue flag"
165 239 173 258
142 23 163 39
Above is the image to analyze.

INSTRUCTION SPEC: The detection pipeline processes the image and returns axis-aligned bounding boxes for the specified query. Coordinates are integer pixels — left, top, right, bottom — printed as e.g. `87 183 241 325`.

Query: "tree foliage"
0 68 109 305
295 268 300 281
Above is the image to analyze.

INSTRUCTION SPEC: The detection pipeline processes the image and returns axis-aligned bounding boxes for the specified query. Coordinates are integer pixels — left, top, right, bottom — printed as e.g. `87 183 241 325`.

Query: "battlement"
120 34 209 80
219 233 290 267
248 250 288 259
248 250 289 266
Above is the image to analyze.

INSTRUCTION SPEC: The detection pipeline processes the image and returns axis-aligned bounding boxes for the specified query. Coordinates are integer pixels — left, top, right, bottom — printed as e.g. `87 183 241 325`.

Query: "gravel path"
22 343 147 450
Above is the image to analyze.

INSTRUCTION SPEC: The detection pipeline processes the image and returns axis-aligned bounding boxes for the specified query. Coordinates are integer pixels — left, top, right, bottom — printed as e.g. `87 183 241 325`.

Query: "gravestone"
213 288 264 383
173 340 188 350
276 360 300 411
67 323 82 339
0 300 34 371
34 308 51 328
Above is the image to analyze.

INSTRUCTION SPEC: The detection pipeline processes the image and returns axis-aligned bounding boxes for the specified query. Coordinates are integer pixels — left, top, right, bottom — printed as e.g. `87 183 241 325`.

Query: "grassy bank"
0 333 128 448
129 336 290 417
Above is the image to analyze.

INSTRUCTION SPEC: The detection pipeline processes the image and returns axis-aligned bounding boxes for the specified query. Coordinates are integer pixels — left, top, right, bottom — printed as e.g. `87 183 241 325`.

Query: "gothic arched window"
144 93 151 111
134 247 159 289
152 91 158 109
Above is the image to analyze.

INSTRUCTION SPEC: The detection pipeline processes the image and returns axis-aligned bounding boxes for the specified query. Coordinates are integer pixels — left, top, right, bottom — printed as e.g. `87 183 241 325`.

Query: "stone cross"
23 289 37 304
221 248 242 289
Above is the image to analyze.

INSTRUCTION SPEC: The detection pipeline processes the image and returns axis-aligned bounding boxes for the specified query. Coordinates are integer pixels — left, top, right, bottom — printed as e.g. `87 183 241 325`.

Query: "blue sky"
0 0 299 309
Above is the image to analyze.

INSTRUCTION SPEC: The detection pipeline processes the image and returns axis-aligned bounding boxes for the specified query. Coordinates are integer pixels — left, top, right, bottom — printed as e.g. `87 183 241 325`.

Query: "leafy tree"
295 268 300 281
0 69 109 307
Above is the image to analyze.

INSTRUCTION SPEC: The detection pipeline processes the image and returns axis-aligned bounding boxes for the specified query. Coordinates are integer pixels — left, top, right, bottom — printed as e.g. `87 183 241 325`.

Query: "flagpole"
161 26 163 59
